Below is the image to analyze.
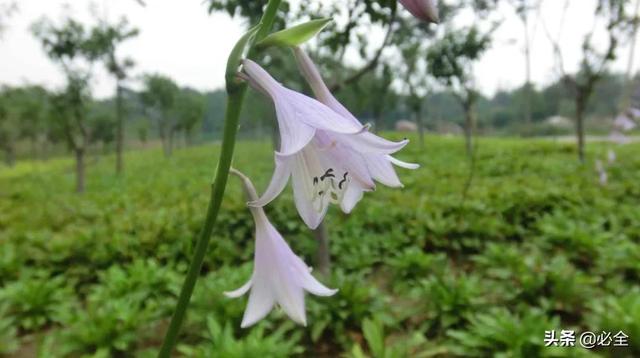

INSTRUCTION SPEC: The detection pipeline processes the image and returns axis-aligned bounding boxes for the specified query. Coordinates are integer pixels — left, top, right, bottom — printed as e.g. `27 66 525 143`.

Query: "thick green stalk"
251 1 281 54
157 90 245 357
157 1 281 356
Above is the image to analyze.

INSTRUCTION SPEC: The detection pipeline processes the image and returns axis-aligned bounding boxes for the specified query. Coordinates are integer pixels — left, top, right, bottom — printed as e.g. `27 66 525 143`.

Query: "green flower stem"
157 1 281 356
157 90 246 358
251 0 282 54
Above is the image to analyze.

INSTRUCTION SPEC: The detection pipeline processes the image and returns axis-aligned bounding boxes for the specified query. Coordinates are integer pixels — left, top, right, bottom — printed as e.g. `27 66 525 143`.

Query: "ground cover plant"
1 135 639 357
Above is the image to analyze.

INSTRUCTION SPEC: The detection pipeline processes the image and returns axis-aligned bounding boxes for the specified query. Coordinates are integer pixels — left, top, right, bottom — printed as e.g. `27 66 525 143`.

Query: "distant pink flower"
613 114 636 132
595 160 607 186
225 169 337 328
398 0 439 23
609 131 631 145
242 59 416 229
599 170 608 186
628 107 640 119
607 149 616 164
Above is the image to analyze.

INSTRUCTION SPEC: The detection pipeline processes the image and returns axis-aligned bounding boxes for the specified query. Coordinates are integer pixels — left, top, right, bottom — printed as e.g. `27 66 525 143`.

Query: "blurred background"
0 0 638 159
1 0 640 357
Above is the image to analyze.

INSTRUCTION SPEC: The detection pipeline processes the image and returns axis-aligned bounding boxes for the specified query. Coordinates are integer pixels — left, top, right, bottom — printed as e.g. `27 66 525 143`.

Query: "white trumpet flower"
242 59 417 229
292 48 419 203
595 160 608 186
224 169 337 328
607 149 616 164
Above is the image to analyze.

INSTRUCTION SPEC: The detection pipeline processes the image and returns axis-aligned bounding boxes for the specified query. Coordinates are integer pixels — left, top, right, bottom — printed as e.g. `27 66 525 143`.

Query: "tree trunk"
4 146 15 167
40 138 49 161
115 83 124 174
575 97 586 163
167 128 174 156
160 121 171 158
41 140 49 161
620 0 640 111
373 111 382 134
523 11 532 132
161 137 169 157
463 103 474 157
30 137 38 160
75 148 85 194
271 120 280 151
162 139 171 157
415 107 425 149
523 83 532 136
313 222 331 276
185 129 193 146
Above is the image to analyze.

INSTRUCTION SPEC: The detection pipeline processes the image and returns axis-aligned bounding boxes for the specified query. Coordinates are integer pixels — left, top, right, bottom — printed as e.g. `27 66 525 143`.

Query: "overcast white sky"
0 0 638 99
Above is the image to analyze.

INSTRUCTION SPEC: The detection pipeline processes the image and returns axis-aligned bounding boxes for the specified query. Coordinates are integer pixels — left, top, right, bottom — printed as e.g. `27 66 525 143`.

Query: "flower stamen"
310 169 350 210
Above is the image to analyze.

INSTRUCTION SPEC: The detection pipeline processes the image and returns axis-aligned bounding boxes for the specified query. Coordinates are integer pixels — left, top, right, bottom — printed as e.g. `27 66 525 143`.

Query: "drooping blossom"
613 114 636 132
607 149 616 164
628 107 640 119
225 168 337 328
595 160 607 186
398 0 439 23
609 130 631 145
241 59 417 229
601 111 634 184
292 47 419 196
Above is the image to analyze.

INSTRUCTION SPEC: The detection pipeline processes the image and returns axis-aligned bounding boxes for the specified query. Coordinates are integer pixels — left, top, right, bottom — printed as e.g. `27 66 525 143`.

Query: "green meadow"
1 135 639 357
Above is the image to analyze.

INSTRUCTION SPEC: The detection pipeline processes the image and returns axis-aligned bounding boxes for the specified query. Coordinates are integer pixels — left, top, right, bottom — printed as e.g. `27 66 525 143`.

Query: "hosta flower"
609 130 631 145
225 169 337 328
628 107 640 119
595 160 607 186
293 48 419 192
613 114 636 132
607 149 616 164
398 0 439 23
242 59 417 229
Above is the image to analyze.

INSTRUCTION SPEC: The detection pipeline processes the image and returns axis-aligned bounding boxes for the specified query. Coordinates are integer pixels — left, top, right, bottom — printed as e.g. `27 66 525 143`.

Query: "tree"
135 117 150 145
508 0 542 132
140 74 179 157
207 0 398 93
0 86 49 166
0 1 16 38
392 0 442 147
619 0 640 111
32 16 96 193
428 26 493 156
174 89 206 146
401 41 431 148
88 101 117 154
0 88 18 166
345 64 395 133
542 0 635 162
86 16 138 174
17 86 48 159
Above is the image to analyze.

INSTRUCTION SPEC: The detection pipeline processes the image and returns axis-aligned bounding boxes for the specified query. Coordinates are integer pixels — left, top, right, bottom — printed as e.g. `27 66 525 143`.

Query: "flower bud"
398 0 439 23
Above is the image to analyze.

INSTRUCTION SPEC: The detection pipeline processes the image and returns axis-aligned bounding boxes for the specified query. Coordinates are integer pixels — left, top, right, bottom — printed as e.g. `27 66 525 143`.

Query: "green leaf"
363 317 385 358
311 319 329 342
225 23 261 91
350 344 367 358
257 18 332 48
